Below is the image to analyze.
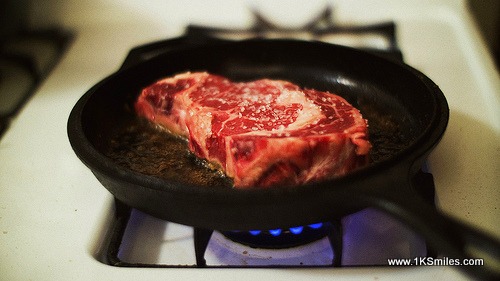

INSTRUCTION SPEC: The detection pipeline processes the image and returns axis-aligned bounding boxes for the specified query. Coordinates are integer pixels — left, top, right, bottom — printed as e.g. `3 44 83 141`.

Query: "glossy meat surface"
135 72 371 187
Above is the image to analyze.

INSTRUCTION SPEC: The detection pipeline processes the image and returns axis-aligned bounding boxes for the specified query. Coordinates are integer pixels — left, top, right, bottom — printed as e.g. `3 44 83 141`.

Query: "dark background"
468 0 500 70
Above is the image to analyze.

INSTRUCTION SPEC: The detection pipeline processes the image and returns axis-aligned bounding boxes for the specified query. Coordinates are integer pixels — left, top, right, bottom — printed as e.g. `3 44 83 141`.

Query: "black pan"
68 38 499 279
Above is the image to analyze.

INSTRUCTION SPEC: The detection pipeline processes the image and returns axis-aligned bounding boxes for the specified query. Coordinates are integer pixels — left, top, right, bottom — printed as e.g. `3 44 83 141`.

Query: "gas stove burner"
193 220 343 267
222 222 334 249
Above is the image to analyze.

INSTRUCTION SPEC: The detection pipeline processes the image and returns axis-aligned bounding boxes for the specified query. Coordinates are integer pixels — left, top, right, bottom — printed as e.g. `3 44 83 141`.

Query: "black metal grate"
100 170 435 268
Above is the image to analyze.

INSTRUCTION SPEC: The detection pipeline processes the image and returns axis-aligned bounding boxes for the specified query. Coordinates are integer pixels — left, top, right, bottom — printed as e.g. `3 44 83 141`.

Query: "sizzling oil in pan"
104 95 410 189
107 118 234 188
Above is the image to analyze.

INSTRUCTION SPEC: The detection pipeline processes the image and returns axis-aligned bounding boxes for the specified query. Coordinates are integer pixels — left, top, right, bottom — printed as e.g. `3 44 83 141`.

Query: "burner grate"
121 7 402 70
186 6 401 56
99 200 343 268
98 171 434 268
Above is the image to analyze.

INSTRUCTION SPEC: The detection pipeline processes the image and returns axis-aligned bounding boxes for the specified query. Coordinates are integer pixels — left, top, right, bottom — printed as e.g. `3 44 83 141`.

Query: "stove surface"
1 1 498 281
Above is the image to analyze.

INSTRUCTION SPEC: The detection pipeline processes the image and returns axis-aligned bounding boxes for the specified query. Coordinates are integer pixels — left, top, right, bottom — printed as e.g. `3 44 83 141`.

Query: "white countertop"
1 1 498 280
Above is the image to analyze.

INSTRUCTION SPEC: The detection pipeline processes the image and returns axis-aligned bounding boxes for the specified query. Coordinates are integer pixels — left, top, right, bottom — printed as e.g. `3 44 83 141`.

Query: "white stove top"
1 1 499 280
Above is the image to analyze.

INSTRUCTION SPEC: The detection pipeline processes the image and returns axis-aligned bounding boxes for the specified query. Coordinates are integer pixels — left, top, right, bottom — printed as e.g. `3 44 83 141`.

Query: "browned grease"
107 119 233 189
104 107 409 188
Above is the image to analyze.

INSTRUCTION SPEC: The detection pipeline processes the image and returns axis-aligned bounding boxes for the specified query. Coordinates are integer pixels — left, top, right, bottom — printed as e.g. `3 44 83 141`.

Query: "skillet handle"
368 171 500 281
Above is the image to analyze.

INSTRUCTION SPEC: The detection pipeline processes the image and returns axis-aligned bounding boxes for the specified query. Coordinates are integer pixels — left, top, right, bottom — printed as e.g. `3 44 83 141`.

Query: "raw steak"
135 72 371 188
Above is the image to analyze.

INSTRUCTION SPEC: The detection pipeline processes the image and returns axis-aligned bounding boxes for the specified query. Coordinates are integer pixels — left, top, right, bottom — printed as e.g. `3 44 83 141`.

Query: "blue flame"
249 230 262 236
245 222 324 236
308 222 323 229
269 229 282 236
289 226 304 235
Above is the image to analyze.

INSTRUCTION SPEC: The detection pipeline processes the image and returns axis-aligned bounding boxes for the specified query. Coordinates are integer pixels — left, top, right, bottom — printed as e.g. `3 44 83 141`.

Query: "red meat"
135 72 371 188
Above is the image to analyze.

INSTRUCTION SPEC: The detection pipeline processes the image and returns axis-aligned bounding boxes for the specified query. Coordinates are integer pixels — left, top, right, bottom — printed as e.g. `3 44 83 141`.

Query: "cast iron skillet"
68 38 499 279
